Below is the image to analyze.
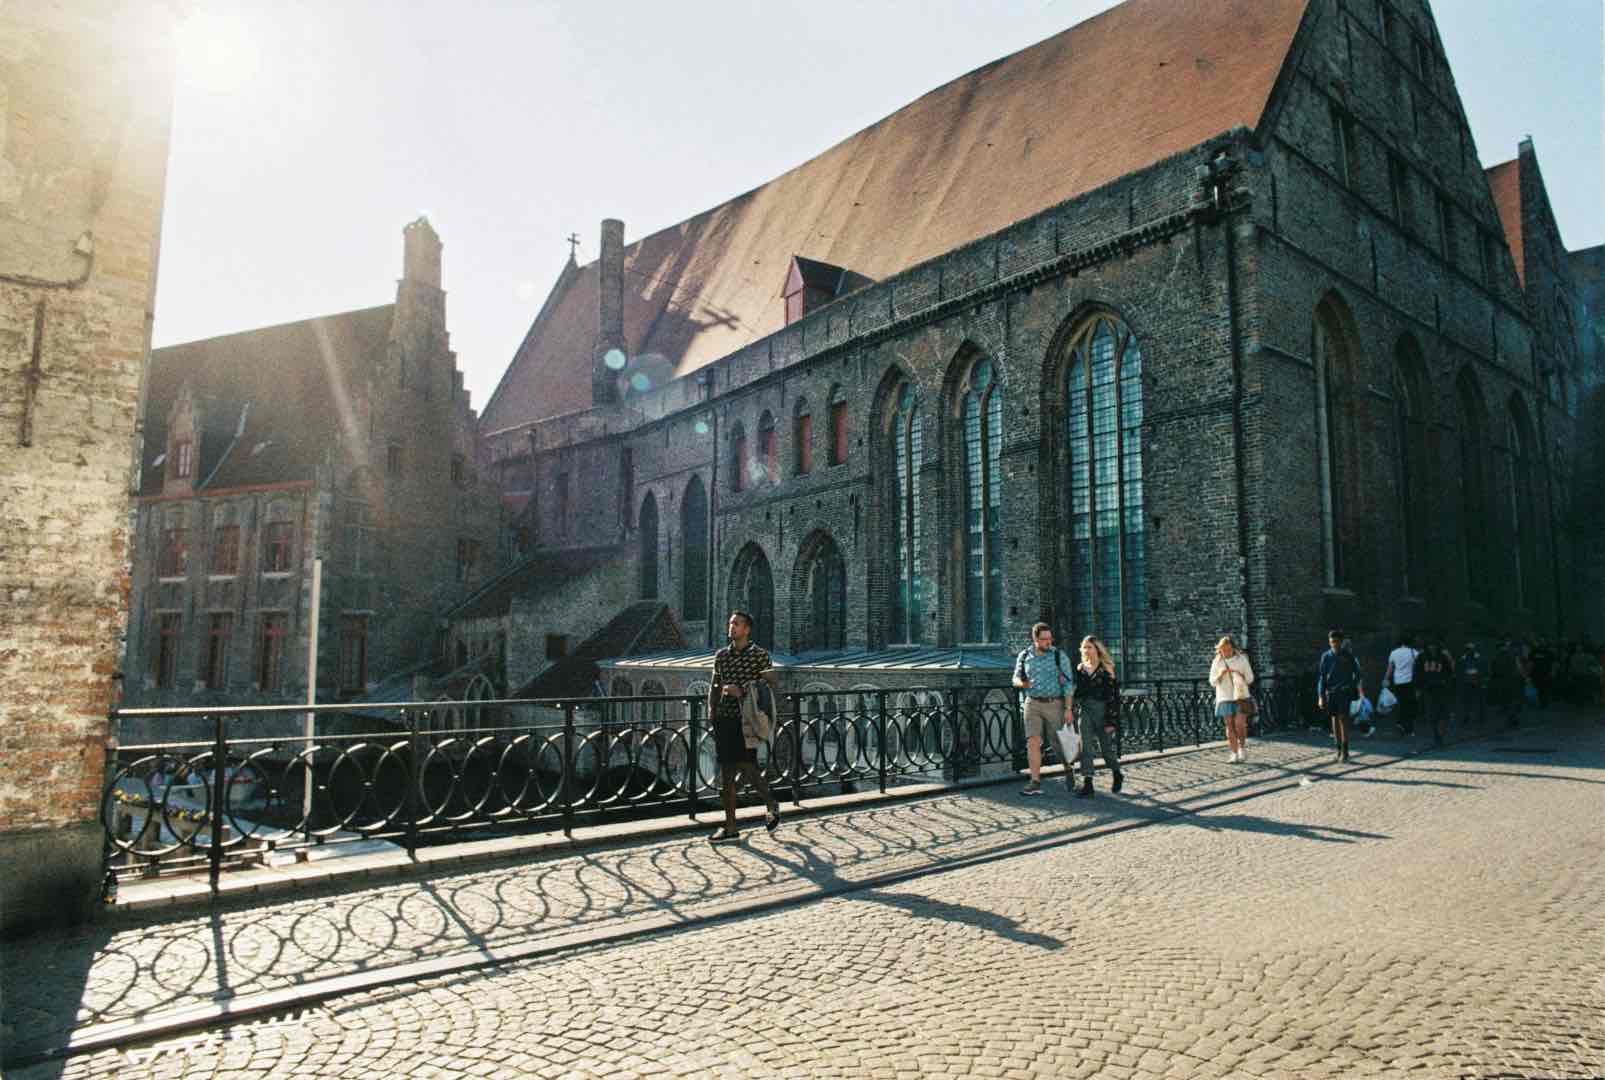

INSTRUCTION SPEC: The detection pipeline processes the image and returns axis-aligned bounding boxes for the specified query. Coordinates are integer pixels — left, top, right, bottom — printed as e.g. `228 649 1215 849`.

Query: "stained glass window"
961 359 1004 642
890 382 926 644
1064 315 1146 678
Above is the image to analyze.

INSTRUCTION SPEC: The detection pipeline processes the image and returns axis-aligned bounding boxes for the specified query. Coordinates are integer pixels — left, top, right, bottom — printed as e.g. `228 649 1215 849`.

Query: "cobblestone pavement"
10 714 1605 1078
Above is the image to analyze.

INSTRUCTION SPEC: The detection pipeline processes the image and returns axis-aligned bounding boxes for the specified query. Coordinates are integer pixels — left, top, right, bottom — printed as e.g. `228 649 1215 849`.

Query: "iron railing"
102 675 1307 891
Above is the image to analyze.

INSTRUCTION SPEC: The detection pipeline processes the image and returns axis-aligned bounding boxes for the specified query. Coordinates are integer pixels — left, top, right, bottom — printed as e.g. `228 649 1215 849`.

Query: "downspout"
1532 348 1565 635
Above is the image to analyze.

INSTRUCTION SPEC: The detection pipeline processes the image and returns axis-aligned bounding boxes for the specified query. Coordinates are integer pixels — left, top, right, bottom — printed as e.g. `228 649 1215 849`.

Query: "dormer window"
174 439 193 479
782 256 871 326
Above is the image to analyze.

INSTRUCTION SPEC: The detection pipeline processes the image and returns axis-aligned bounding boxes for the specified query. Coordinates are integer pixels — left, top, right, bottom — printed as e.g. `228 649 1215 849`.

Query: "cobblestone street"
8 715 1604 1078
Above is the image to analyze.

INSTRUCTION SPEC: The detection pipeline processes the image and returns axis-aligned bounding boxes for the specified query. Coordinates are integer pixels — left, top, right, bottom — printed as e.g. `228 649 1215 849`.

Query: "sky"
153 0 1605 409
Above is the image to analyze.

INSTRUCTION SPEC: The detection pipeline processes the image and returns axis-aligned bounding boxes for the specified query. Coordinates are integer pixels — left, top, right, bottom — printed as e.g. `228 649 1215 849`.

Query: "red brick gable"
1486 159 1524 287
480 0 1309 434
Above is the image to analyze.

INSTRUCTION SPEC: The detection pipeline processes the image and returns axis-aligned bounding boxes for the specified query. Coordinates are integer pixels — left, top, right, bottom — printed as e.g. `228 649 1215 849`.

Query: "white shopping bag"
1377 687 1398 713
1055 721 1081 765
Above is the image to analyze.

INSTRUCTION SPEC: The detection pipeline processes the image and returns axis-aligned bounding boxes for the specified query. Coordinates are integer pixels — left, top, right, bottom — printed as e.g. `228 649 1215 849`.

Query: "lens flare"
603 348 627 371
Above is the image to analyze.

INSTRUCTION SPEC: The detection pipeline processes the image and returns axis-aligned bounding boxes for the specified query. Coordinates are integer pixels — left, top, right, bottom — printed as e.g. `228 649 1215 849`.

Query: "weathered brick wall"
0 0 175 934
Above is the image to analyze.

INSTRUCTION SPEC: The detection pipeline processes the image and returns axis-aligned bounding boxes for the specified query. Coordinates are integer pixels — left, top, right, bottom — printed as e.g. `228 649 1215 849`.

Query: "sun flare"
175 5 261 96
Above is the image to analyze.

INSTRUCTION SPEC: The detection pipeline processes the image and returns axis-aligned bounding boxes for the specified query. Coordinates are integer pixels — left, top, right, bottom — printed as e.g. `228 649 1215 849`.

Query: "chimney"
594 218 625 407
403 217 442 288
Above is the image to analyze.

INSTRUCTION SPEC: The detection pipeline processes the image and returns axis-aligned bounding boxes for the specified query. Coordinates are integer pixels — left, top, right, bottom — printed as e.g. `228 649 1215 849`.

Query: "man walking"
1456 641 1486 730
1418 634 1455 747
706 610 781 843
1013 622 1075 795
1316 629 1365 763
1385 633 1421 736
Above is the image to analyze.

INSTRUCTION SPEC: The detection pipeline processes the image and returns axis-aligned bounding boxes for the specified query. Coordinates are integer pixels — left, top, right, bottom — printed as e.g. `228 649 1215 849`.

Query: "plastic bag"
1349 695 1374 726
1055 721 1081 765
1377 687 1399 713
1523 681 1539 706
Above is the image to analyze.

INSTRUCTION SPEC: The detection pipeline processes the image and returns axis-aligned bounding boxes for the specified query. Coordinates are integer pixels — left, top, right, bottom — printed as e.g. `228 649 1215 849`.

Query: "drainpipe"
1533 356 1565 636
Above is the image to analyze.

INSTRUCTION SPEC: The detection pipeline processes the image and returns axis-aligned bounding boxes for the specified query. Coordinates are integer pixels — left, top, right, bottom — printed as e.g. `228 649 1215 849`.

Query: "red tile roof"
1485 158 1524 288
481 0 1309 432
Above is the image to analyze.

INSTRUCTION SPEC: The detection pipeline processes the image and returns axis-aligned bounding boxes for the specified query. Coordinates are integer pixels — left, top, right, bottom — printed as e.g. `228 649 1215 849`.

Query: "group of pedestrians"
700 604 1599 839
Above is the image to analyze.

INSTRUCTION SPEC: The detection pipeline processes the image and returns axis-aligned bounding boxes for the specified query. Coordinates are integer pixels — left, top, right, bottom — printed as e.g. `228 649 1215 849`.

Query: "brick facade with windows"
471 0 1596 695
122 220 504 740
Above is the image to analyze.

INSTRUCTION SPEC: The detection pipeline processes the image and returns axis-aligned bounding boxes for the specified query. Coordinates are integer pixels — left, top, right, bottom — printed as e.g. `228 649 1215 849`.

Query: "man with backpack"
1013 622 1075 795
1316 628 1365 763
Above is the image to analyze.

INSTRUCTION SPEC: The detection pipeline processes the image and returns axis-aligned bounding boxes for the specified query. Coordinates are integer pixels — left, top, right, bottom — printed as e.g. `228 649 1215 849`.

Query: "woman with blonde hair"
1071 635 1124 798
1210 635 1255 762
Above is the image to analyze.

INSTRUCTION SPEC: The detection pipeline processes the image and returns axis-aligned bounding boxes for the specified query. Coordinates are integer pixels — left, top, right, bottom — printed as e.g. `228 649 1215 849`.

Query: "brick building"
0 1 177 935
123 220 505 741
471 0 1598 698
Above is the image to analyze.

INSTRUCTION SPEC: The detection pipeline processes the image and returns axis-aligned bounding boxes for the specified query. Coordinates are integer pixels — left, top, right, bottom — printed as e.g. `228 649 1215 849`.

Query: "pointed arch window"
681 475 708 621
1314 300 1357 589
758 410 777 484
728 543 775 649
1063 314 1146 677
1457 371 1490 601
797 533 846 651
1507 400 1536 609
1392 341 1428 596
960 357 1004 643
828 384 849 466
638 492 659 600
794 398 813 476
889 382 926 644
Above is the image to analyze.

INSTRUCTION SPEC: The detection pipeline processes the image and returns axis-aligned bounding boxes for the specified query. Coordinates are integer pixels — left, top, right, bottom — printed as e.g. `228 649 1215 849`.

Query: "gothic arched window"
1063 313 1147 677
639 492 659 600
888 381 926 644
1457 370 1490 601
959 356 1004 643
1393 339 1428 596
828 384 849 466
1507 398 1536 609
796 532 846 652
1314 295 1359 589
681 476 708 621
758 410 777 485
728 543 776 650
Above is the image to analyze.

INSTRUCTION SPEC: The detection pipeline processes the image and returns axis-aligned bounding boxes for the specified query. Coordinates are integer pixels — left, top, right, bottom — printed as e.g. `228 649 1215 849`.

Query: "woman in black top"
1071 635 1124 798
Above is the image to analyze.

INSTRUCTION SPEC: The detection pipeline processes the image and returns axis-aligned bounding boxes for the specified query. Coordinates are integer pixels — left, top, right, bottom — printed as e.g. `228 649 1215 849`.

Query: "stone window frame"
204 611 233 690
1391 337 1431 600
758 410 777 485
793 397 814 477
727 541 776 651
793 530 847 653
210 514 241 578
339 613 369 693
639 490 660 600
158 507 189 579
256 611 288 692
154 612 182 689
173 438 193 480
948 347 1006 646
729 420 748 493
1313 293 1363 592
681 474 710 622
879 372 927 646
1054 308 1149 680
827 384 849 467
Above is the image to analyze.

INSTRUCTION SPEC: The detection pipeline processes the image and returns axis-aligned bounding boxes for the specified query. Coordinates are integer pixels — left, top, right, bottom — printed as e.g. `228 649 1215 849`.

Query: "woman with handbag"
1210 635 1256 762
1071 636 1124 798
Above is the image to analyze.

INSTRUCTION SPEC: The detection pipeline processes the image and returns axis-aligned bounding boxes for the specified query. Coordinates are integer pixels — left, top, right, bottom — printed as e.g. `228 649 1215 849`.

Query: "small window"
211 524 240 576
262 521 294 572
159 526 189 577
451 454 466 489
387 442 403 477
155 613 181 688
173 439 193 479
828 387 849 466
545 634 569 660
1387 154 1410 228
758 412 777 484
795 411 813 475
205 613 232 690
339 614 368 692
730 426 747 493
1330 107 1355 188
456 538 480 583
258 612 287 691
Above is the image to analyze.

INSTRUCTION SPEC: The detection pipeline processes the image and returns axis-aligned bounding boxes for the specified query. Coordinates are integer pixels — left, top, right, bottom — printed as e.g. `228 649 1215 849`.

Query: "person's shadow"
744 835 1064 951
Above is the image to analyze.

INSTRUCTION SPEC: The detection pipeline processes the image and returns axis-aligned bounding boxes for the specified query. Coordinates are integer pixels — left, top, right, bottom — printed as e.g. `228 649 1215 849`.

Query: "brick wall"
0 0 176 935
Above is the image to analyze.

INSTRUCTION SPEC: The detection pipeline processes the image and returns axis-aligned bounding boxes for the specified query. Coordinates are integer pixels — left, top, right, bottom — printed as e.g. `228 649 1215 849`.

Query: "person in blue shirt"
1316 628 1365 763
1012 622 1075 795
